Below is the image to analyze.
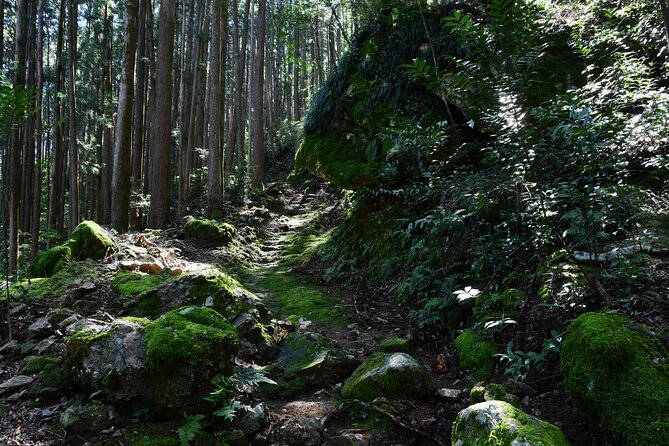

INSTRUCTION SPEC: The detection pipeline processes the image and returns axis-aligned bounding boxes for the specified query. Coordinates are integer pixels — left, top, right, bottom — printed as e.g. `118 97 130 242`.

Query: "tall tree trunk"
67 0 79 234
8 0 28 273
660 0 669 48
293 24 300 120
236 0 252 169
225 0 240 173
31 0 45 260
111 0 138 232
48 0 67 247
148 0 176 228
131 0 148 230
251 0 265 188
21 0 37 238
100 3 113 226
0 0 4 69
207 0 225 215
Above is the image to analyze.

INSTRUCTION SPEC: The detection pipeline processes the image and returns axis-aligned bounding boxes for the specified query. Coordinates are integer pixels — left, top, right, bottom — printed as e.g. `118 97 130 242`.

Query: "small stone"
504 378 538 396
0 340 20 354
73 281 96 298
34 336 59 355
58 314 83 331
0 375 34 395
60 404 117 433
21 341 37 355
46 308 74 327
29 317 53 340
436 388 464 400
237 403 268 435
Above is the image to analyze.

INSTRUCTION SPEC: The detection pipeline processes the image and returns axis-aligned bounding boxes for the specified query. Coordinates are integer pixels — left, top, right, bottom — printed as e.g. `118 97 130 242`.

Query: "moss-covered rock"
378 336 412 354
66 308 239 417
29 245 72 278
20 355 61 374
561 312 669 445
455 330 498 380
70 220 115 260
452 400 570 446
15 261 110 299
112 271 172 296
183 219 236 246
271 332 358 396
341 352 434 402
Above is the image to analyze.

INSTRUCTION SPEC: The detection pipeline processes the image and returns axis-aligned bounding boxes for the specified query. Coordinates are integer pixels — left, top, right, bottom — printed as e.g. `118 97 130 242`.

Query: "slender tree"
251 0 265 188
111 0 139 232
67 0 79 234
100 3 113 226
31 0 45 260
148 0 176 228
207 0 223 215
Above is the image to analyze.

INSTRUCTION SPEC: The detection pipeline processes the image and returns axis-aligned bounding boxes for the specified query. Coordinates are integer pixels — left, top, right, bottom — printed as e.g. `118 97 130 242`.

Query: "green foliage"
496 330 561 381
177 414 204 446
205 367 276 421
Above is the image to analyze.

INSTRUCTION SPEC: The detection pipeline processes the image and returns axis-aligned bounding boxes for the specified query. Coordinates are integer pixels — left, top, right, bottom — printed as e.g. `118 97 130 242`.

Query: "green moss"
341 352 434 402
452 401 570 446
112 271 170 296
378 336 412 354
15 261 109 300
295 129 383 190
470 386 486 403
65 327 112 362
70 220 115 260
455 331 498 380
42 363 68 388
561 312 669 445
21 356 61 374
143 306 239 376
279 226 332 269
136 292 164 317
184 219 236 246
29 245 72 278
255 271 346 327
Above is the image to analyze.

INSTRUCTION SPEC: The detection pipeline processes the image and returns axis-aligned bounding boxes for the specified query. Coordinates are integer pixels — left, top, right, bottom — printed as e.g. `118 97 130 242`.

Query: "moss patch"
12 261 109 300
378 336 412 354
143 306 239 377
341 352 434 401
122 422 179 446
21 356 62 374
29 245 72 278
112 271 170 296
561 312 669 445
455 330 498 380
452 401 570 446
255 271 346 327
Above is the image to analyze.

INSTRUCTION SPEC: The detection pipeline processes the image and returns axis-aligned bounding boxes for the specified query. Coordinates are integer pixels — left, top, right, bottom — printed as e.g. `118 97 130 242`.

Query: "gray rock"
60 404 117 433
0 375 34 395
278 418 322 446
452 401 570 446
58 314 83 331
0 340 20 354
324 433 368 446
34 336 59 355
237 403 269 435
341 352 435 401
437 388 464 400
273 332 358 396
20 341 37 355
29 317 52 339
47 308 74 327
504 378 538 396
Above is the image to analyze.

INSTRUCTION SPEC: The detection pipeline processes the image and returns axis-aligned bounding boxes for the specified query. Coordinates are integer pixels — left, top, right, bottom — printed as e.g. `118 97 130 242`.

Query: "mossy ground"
561 312 669 445
455 330 498 380
9 261 109 300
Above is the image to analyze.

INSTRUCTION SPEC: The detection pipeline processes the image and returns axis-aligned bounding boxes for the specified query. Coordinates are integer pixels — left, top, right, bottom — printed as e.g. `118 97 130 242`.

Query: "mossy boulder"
561 312 669 445
70 220 115 260
452 400 570 446
66 307 239 417
271 332 358 396
341 352 435 402
112 270 172 297
455 330 498 380
15 261 110 298
20 355 61 374
29 221 114 278
183 218 236 246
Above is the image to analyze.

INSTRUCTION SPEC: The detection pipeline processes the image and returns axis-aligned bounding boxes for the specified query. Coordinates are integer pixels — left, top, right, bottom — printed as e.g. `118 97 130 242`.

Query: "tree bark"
100 3 113 226
111 0 138 232
207 0 223 215
251 0 265 188
148 0 176 228
31 0 45 260
48 0 67 247
660 0 669 48
67 0 79 235
131 0 148 230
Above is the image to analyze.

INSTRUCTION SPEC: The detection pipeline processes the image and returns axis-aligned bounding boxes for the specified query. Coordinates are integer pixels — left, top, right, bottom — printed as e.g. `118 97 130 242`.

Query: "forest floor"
0 181 601 445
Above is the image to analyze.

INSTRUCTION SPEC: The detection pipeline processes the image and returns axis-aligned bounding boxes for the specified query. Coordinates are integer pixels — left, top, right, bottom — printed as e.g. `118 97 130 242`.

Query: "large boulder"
561 312 669 445
271 332 358 396
30 221 115 278
341 352 434 401
452 400 570 446
66 306 239 417
183 218 236 246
